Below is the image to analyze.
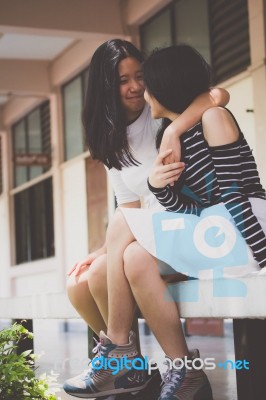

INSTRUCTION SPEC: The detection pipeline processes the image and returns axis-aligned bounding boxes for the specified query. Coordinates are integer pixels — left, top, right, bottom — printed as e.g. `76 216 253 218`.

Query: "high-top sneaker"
159 350 213 400
63 331 148 398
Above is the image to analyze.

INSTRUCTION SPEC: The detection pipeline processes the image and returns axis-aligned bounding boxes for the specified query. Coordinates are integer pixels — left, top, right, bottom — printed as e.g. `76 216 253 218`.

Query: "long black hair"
83 39 144 170
143 44 211 148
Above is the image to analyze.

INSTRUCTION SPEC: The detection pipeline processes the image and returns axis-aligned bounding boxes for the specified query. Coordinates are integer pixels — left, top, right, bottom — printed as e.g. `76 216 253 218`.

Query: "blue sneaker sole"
63 381 147 398
64 369 161 399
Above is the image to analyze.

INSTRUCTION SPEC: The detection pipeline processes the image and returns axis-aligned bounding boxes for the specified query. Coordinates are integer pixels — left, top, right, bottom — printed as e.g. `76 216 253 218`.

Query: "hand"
148 149 185 189
67 246 106 276
159 127 182 182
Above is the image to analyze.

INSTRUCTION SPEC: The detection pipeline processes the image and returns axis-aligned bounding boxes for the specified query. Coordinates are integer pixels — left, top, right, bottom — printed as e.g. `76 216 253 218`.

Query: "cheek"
119 85 126 100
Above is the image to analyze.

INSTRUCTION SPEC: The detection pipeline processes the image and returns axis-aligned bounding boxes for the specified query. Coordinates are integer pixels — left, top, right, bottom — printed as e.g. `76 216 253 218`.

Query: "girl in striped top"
145 45 266 270
114 43 266 400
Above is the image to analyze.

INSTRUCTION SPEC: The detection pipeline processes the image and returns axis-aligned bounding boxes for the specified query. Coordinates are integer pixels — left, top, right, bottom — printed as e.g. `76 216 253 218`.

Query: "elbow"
211 88 230 107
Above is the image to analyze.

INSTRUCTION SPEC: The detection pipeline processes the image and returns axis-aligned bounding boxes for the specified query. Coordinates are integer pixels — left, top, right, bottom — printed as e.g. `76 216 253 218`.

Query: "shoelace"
160 360 186 398
81 338 107 380
92 338 102 357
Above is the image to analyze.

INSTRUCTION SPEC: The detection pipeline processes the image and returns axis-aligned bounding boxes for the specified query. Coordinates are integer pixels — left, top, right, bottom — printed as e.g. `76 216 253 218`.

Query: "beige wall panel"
50 36 120 86
124 0 172 26
226 77 256 154
61 159 89 269
0 60 50 96
0 0 123 37
12 271 59 296
2 97 46 127
248 0 264 20
248 0 265 65
251 67 266 187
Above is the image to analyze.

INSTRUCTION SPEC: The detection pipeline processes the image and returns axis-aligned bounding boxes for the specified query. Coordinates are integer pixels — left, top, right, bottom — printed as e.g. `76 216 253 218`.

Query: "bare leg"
124 241 189 359
88 255 109 326
67 252 141 351
106 209 137 345
106 209 188 358
67 255 107 335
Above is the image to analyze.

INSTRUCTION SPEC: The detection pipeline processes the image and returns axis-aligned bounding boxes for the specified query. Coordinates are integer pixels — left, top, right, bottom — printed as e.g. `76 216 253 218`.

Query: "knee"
88 254 107 297
123 242 148 285
106 208 126 245
66 269 89 307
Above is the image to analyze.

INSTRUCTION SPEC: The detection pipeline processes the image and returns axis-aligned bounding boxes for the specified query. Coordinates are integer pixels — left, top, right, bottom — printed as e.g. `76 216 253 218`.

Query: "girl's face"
118 57 145 122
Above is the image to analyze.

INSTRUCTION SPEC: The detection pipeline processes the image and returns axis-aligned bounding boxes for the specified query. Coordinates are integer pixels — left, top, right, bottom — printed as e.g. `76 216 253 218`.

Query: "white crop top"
107 103 163 210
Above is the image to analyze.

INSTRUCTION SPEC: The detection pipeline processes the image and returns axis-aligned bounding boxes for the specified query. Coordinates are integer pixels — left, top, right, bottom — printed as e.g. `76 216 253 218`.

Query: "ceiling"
0 32 76 107
0 33 75 60
0 0 125 109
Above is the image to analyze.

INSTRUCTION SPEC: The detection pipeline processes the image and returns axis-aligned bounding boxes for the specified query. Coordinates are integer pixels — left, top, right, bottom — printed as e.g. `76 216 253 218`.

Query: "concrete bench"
1 273 266 399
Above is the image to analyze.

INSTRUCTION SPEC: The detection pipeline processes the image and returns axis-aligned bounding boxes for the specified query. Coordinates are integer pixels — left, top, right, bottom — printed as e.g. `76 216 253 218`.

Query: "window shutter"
209 0 251 83
40 101 51 156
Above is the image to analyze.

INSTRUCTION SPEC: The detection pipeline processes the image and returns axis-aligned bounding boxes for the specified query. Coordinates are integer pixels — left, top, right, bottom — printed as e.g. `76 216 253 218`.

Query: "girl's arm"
148 150 200 215
160 88 230 164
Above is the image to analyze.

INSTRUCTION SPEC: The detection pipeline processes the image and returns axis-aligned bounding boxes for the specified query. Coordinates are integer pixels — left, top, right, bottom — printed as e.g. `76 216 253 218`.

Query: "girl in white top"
108 102 163 210
65 39 229 399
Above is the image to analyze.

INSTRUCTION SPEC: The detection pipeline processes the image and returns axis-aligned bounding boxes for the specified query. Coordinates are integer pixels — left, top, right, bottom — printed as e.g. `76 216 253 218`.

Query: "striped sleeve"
147 179 200 215
210 143 266 268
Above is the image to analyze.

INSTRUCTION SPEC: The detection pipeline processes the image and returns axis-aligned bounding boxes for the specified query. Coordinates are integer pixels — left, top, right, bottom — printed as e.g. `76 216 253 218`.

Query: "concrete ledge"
0 292 79 319
1 274 266 320
170 274 266 319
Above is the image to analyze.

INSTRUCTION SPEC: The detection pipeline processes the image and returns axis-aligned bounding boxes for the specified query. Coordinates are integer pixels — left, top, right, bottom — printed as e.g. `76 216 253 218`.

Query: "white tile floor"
0 319 238 400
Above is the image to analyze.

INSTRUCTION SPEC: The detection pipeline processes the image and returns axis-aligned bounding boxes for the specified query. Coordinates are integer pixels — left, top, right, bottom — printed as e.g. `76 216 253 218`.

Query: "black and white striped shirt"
148 119 266 267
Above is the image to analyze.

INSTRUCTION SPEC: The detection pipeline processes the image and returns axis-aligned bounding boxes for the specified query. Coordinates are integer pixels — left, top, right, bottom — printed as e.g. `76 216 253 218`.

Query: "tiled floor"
0 319 237 400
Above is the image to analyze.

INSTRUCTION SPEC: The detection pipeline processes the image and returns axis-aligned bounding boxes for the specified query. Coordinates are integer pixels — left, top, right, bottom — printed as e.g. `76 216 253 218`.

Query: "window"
141 6 173 58
62 67 89 161
140 0 250 83
11 102 54 265
140 0 210 62
12 101 51 187
174 0 210 63
14 178 54 264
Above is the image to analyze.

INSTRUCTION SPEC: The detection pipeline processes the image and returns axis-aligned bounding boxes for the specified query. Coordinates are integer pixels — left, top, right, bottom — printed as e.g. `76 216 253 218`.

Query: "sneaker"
131 366 162 400
97 367 162 399
63 336 103 394
63 330 148 398
159 350 213 400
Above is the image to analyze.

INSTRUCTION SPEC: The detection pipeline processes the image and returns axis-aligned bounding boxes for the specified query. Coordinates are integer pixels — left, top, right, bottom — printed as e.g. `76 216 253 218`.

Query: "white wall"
61 158 89 271
225 74 265 186
226 76 256 155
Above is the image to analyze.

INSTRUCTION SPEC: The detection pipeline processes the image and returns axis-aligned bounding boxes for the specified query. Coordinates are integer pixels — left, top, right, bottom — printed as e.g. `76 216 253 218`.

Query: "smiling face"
118 57 145 122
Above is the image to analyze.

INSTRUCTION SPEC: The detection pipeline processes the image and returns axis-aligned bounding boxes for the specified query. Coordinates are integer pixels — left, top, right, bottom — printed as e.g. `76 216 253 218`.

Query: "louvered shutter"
209 0 251 83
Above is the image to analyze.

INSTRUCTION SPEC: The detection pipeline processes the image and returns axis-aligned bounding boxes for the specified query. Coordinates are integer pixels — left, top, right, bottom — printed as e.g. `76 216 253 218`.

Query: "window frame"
13 176 55 265
61 66 90 162
12 100 51 188
10 101 54 266
139 0 251 84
